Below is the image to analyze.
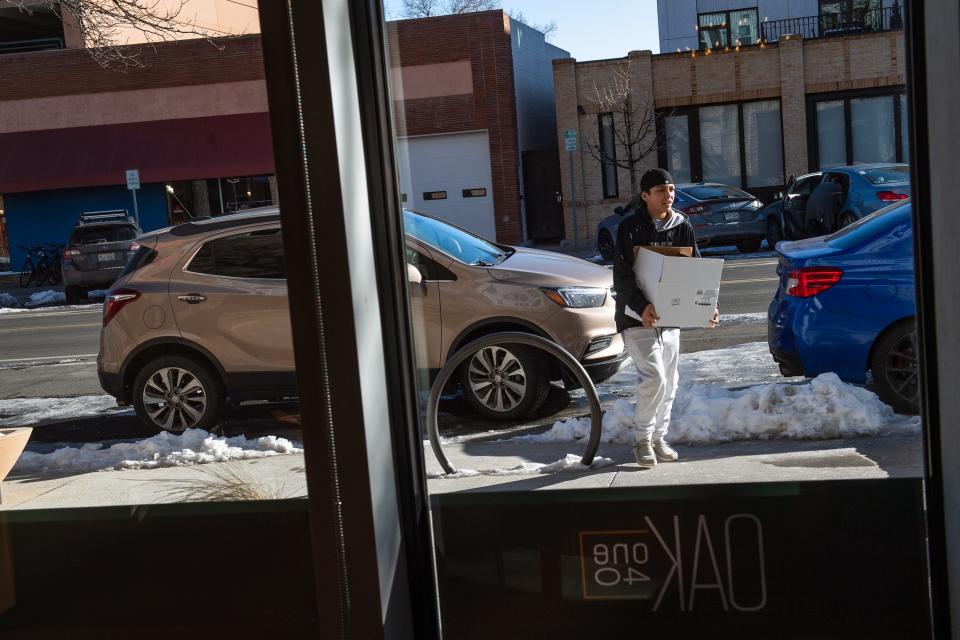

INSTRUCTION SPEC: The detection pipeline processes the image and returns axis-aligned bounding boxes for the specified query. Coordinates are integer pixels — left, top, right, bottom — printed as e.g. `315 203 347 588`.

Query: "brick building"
387 10 569 244
553 28 906 244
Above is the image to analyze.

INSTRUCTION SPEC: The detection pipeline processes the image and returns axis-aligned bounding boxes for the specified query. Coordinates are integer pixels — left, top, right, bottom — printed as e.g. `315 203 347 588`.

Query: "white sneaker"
654 439 679 462
633 441 657 468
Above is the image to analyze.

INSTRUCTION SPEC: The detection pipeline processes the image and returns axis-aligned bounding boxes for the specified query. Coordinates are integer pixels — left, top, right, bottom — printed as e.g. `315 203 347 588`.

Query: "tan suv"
98 208 626 431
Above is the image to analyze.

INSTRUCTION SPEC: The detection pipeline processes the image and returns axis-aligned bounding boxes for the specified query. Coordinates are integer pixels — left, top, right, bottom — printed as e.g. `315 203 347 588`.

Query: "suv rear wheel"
459 344 550 420
132 355 224 432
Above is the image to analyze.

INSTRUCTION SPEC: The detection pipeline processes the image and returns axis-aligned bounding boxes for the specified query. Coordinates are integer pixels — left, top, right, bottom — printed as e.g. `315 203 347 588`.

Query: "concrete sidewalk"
0 429 922 510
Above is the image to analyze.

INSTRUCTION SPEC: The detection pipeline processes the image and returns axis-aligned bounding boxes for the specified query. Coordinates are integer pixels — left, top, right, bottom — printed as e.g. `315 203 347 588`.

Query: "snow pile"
428 453 616 478
13 428 303 475
516 373 918 446
715 312 768 327
0 395 125 427
87 289 109 300
0 292 19 308
24 290 66 307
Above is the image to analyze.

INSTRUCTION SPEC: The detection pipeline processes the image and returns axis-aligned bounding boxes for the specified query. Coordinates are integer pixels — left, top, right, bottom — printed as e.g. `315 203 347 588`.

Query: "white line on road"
721 277 781 285
0 354 97 364
0 322 100 334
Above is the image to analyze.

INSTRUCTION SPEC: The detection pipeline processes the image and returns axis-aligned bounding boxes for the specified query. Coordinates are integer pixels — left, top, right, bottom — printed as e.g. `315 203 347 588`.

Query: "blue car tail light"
786 267 844 298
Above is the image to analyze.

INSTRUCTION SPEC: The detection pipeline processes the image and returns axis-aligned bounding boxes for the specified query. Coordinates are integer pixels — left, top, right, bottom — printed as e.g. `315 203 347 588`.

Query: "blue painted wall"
4 184 169 261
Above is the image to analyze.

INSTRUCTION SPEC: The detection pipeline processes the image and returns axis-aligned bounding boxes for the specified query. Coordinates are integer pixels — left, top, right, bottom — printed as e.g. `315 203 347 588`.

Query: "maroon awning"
0 112 275 193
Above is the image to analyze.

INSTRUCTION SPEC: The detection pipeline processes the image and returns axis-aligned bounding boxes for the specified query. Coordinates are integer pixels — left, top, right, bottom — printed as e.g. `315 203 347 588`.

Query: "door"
783 174 823 237
405 241 444 371
395 131 497 240
169 225 294 384
521 150 564 241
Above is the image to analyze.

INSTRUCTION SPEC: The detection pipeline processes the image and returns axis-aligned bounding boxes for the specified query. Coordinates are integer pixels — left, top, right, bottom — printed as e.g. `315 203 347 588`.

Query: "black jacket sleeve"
612 217 651 317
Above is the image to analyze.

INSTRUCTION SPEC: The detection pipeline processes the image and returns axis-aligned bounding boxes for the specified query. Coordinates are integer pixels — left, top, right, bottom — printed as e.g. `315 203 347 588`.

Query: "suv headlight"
541 287 607 308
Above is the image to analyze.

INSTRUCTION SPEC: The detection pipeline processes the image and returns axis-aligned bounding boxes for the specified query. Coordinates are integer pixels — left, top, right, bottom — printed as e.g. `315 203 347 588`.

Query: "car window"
682 184 753 200
825 201 911 250
790 175 821 198
858 166 911 184
187 227 285 279
403 209 508 266
71 226 138 244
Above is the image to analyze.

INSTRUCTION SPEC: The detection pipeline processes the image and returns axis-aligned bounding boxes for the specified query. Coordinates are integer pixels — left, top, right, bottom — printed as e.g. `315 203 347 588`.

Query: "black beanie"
640 168 674 193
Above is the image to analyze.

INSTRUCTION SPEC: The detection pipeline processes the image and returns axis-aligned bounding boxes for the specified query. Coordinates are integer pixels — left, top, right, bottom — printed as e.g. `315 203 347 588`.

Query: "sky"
383 0 661 60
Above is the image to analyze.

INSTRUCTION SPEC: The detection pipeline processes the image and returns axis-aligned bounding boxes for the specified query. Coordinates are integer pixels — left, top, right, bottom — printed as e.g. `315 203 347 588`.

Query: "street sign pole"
564 130 578 245
125 169 141 226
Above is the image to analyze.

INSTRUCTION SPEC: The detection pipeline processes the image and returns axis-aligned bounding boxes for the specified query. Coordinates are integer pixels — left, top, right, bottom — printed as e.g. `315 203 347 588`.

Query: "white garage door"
395 131 496 241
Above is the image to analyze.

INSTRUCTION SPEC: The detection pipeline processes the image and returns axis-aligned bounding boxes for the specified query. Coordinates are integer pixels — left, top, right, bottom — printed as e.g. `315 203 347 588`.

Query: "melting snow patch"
0 395 125 427
87 289 109 300
428 454 615 478
25 290 66 307
515 373 919 446
714 313 768 327
0 292 19 308
13 428 303 475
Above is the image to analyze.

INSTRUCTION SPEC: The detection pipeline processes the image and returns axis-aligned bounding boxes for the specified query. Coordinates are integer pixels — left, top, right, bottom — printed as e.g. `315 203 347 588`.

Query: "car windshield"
858 166 910 184
825 200 911 249
682 185 754 201
402 209 508 265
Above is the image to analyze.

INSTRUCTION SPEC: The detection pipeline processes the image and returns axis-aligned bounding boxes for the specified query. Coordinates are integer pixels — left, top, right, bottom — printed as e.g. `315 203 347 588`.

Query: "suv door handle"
177 294 207 304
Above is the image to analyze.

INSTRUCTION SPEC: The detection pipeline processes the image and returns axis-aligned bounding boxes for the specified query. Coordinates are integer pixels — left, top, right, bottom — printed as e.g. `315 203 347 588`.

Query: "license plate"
97 252 116 262
724 212 740 222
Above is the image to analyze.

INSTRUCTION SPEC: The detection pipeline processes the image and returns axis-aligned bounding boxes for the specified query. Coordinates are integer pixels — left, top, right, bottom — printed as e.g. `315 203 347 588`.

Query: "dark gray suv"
62 210 142 304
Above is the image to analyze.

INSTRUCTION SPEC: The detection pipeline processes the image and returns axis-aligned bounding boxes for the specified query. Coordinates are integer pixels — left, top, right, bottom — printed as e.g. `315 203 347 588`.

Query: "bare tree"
401 0 500 18
3 0 222 70
400 0 442 18
506 9 557 41
584 62 668 197
446 0 499 13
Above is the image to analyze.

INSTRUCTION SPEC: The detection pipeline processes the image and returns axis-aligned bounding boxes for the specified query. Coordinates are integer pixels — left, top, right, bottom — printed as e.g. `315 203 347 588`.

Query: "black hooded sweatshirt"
612 205 701 333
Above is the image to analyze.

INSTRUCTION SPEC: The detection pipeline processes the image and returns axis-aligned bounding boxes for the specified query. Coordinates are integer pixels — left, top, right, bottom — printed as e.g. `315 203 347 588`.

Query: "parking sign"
125 169 140 191
564 130 577 151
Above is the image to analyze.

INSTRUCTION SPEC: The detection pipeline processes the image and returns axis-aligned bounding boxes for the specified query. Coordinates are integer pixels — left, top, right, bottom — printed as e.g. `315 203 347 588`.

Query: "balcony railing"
0 37 63 55
759 6 904 43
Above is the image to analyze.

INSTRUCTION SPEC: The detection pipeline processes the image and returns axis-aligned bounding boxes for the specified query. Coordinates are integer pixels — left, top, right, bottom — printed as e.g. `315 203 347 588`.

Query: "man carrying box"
613 168 719 468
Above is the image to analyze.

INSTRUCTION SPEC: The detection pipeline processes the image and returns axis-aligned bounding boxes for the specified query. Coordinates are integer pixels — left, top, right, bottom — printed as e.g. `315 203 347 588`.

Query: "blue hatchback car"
767 200 917 413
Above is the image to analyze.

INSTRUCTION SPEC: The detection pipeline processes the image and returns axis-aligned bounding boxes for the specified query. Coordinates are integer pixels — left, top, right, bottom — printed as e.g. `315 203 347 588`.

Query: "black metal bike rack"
425 332 603 475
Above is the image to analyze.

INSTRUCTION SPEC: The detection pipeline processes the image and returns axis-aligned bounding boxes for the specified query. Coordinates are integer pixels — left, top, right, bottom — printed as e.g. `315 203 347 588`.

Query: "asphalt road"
0 256 779 402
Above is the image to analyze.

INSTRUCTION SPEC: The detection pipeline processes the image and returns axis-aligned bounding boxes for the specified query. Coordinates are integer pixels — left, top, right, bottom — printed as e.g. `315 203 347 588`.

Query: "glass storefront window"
852 95 896 163
664 114 691 183
743 100 784 187
816 100 847 168
699 104 741 186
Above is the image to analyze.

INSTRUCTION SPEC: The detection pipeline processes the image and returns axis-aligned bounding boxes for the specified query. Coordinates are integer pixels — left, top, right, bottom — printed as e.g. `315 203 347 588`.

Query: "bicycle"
45 244 64 286
18 245 50 288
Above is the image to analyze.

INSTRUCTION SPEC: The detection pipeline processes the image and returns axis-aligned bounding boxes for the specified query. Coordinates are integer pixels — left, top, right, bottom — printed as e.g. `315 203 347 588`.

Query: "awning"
0 112 275 193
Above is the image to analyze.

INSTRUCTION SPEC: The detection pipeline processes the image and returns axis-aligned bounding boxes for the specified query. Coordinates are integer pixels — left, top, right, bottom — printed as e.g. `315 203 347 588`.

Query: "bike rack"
425 332 603 475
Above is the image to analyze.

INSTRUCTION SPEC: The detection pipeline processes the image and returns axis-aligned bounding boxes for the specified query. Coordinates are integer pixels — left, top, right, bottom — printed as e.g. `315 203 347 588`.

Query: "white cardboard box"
632 246 724 328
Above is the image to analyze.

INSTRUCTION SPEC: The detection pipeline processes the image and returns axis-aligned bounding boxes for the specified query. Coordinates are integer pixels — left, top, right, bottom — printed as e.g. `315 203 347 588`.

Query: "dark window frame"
657 97 786 202
806 86 908 171
697 7 760 50
598 112 619 199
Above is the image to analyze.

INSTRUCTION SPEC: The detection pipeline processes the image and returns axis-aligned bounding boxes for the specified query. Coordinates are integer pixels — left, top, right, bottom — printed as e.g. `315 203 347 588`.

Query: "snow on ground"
0 395 127 427
0 292 19 308
516 371 919 447
13 428 303 475
87 289 108 300
713 312 768 327
24 290 66 307
0 303 102 315
427 453 616 478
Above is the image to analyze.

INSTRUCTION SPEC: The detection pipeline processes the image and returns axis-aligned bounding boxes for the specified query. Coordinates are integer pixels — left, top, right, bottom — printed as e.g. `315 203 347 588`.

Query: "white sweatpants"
623 326 680 444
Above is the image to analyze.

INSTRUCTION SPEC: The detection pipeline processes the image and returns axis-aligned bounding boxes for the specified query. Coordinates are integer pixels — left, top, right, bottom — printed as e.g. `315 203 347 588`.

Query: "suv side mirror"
774 191 784 201
407 262 423 286
614 206 625 216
